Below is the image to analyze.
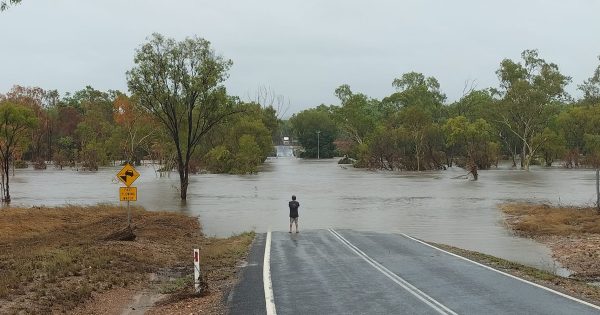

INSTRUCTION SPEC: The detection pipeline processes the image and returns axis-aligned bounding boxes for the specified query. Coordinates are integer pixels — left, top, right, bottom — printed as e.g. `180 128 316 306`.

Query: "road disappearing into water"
229 230 600 315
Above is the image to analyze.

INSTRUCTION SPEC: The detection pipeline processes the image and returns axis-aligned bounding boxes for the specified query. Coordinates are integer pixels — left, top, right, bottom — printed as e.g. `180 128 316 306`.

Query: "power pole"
316 130 321 159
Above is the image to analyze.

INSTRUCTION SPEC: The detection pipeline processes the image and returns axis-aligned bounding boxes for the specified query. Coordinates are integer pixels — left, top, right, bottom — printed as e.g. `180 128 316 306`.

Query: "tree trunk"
519 152 524 168
180 176 188 200
545 153 552 167
511 146 517 167
521 142 527 169
467 156 478 180
178 163 188 200
3 156 10 203
415 142 421 172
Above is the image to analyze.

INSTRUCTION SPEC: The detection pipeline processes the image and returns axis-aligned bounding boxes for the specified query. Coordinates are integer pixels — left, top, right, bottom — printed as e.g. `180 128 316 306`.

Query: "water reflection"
8 157 598 272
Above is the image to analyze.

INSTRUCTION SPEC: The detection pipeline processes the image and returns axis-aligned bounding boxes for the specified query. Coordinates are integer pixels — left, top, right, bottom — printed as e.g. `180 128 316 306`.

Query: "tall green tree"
579 56 600 106
113 94 159 164
0 102 37 202
202 103 273 174
534 128 566 167
397 106 433 171
382 72 447 122
68 87 121 169
290 108 337 158
496 49 571 170
359 125 404 170
332 84 379 146
2 86 51 162
448 89 495 121
127 34 240 200
584 133 600 167
444 116 497 179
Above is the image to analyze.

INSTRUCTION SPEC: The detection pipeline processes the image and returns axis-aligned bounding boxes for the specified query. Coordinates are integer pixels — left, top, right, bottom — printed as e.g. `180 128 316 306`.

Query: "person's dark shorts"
289 217 298 224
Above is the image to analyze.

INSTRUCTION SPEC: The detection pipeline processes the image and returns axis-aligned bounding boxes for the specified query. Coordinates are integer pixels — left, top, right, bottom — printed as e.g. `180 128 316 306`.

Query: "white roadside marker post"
194 248 201 294
596 169 599 214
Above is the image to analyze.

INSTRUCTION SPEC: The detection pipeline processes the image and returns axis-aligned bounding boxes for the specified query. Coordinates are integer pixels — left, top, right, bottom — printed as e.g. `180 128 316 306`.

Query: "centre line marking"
329 229 457 315
263 230 277 315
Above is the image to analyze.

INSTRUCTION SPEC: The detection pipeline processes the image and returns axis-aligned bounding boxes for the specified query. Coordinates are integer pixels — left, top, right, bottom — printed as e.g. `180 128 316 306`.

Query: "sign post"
194 248 201 294
116 163 140 226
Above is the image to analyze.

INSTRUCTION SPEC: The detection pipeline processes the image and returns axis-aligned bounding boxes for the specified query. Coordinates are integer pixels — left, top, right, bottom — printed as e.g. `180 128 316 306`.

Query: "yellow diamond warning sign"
119 187 137 201
117 163 140 187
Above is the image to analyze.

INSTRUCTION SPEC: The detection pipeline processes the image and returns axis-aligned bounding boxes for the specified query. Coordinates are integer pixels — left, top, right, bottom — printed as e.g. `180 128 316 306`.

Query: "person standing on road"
289 195 300 233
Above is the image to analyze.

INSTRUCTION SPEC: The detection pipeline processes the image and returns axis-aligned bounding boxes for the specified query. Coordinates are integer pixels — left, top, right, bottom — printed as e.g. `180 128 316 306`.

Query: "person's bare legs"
295 218 299 233
289 218 292 233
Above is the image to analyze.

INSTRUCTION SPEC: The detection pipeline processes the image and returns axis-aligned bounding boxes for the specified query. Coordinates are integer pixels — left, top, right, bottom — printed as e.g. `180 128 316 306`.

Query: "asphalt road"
228 230 600 315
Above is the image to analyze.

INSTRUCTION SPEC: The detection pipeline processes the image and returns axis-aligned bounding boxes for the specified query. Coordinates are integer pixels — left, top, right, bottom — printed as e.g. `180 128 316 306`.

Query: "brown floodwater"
9 149 598 273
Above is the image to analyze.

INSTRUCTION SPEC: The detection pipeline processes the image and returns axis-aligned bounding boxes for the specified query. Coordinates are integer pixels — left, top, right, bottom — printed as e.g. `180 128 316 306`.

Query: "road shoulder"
227 233 267 315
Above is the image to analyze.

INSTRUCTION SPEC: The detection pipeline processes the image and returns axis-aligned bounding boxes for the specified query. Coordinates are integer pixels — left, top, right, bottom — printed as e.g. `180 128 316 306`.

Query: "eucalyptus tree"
496 49 571 170
71 87 119 169
127 34 240 200
0 102 37 202
557 105 600 167
382 72 447 122
448 89 495 122
444 116 496 179
397 106 432 171
534 128 566 167
203 102 274 174
113 94 159 165
332 84 379 146
447 89 496 166
579 56 600 106
1 86 51 162
290 107 337 158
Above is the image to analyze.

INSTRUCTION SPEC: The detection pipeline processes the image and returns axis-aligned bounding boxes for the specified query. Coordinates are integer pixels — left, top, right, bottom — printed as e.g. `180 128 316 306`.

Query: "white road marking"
263 230 277 315
329 229 457 315
401 233 600 311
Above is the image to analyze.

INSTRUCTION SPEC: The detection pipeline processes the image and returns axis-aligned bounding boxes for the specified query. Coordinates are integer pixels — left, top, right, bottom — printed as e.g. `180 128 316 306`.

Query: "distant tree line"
288 50 600 179
0 85 278 172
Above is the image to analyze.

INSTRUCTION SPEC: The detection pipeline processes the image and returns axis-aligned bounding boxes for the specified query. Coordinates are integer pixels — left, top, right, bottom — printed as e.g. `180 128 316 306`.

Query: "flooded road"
8 155 598 272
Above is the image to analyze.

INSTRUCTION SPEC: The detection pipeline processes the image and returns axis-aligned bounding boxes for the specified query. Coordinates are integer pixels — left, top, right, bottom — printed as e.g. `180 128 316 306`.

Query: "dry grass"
501 203 600 280
501 203 600 236
0 205 254 314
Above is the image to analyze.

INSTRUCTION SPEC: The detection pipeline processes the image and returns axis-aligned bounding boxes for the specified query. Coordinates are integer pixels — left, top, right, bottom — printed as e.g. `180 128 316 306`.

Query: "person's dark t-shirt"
289 200 300 218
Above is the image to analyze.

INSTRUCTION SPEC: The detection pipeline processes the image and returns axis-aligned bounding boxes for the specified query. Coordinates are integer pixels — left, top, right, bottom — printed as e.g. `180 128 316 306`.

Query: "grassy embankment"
0 205 254 314
431 203 600 306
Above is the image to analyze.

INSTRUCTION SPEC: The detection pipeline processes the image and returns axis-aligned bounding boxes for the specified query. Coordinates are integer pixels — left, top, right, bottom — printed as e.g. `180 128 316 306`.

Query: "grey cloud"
1 0 599 116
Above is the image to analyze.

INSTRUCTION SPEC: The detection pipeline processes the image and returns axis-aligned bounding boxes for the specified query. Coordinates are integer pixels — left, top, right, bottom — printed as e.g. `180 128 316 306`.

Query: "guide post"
596 169 600 214
194 248 201 293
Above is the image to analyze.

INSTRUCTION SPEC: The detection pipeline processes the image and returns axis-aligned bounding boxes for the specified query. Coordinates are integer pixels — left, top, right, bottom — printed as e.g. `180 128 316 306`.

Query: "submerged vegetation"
288 51 600 179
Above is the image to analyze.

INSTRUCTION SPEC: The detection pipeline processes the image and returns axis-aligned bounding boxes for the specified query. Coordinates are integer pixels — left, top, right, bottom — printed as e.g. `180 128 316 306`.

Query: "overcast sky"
1 0 599 116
